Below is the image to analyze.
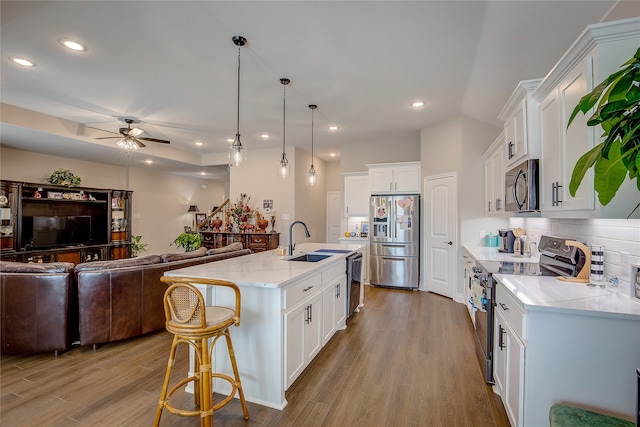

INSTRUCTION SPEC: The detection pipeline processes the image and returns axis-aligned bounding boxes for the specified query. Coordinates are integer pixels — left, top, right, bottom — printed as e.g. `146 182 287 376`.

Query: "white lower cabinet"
284 263 348 390
494 286 526 427
322 275 346 345
284 291 322 389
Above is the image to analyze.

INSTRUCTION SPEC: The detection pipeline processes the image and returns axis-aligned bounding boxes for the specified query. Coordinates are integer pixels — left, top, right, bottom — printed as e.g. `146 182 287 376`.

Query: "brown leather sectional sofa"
0 243 250 355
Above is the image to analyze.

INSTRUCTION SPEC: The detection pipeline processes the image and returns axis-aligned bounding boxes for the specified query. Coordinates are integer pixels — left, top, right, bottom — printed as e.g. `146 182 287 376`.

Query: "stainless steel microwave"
505 159 539 212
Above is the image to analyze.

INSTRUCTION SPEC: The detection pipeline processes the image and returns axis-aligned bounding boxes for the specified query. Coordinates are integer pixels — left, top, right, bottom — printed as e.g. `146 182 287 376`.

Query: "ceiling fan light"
116 136 140 152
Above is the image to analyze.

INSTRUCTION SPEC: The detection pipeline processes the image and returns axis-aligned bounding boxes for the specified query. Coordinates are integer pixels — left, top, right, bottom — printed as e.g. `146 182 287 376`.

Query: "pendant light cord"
236 45 241 138
310 107 314 167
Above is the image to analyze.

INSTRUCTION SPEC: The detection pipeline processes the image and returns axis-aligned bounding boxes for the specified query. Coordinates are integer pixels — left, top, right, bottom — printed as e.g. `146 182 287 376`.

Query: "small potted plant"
171 232 201 252
130 235 148 257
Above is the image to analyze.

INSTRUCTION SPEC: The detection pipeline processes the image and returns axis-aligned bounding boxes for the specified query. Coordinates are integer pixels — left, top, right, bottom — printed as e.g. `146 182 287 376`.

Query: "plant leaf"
593 141 628 205
570 143 602 196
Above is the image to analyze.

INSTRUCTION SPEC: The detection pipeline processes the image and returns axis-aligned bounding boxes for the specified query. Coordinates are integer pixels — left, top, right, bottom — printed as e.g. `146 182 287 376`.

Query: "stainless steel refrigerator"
369 194 420 289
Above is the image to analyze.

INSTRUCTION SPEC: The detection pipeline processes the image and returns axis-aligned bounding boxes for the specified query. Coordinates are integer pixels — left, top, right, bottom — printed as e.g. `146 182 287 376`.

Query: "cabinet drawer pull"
303 286 314 292
499 302 509 311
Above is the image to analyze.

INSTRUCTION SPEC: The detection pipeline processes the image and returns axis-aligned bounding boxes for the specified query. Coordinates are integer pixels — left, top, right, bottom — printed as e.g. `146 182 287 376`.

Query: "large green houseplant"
171 232 201 252
567 47 640 215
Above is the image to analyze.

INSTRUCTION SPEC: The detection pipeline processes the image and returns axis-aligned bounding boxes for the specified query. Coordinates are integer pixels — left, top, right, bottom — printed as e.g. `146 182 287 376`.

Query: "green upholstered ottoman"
549 403 634 427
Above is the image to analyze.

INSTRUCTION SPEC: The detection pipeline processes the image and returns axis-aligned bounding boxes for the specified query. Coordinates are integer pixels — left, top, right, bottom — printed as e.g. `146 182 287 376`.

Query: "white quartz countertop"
165 242 364 288
494 274 640 320
464 245 539 263
464 245 640 320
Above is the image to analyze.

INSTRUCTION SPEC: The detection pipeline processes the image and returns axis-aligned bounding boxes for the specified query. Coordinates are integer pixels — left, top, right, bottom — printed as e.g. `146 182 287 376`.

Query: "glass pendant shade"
229 36 247 168
229 135 246 168
308 164 317 185
279 153 289 178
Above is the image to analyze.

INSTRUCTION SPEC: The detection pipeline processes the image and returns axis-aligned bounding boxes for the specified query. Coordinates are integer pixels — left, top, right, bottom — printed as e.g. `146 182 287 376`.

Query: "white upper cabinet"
532 17 640 218
367 162 421 194
343 173 369 216
484 133 506 215
498 79 542 169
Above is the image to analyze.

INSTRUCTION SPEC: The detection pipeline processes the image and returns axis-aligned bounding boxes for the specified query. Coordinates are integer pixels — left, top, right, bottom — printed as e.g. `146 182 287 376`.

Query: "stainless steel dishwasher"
346 252 363 322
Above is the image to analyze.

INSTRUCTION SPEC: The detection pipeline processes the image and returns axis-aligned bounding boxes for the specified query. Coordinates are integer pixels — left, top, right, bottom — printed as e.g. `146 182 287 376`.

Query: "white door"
423 173 457 298
326 191 342 243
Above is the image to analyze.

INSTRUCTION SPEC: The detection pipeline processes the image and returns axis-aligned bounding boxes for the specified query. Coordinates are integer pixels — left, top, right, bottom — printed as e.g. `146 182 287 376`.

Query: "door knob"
445 241 453 246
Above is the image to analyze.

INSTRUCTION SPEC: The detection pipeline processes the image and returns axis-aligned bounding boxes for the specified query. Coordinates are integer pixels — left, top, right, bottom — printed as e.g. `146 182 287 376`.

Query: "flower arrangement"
228 193 255 230
46 168 81 187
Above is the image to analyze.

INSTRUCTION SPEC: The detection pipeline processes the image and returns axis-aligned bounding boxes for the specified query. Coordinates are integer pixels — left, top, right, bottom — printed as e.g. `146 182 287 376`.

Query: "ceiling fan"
96 117 170 150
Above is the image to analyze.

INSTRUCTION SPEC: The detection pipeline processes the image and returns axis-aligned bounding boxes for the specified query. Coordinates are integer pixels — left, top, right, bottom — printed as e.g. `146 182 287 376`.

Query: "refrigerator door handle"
381 244 405 248
381 257 406 261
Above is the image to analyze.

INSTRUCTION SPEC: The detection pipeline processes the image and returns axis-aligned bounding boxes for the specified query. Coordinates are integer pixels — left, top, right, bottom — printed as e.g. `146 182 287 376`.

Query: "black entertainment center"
0 180 132 263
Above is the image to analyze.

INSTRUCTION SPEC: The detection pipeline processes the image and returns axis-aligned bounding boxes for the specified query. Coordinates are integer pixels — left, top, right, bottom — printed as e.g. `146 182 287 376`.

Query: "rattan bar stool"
154 276 249 427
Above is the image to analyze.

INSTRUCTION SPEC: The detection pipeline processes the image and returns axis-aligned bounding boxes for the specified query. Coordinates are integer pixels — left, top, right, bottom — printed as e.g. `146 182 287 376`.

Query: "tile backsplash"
508 217 640 295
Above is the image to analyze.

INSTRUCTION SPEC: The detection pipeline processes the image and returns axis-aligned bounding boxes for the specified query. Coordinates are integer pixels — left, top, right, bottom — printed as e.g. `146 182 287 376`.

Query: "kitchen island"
164 242 365 410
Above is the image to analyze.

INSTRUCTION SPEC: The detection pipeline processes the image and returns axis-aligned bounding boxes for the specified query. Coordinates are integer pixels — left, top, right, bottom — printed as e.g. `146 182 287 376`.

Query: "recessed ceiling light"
260 133 269 139
200 171 207 176
226 138 235 143
60 39 86 51
144 159 154 164
11 57 34 67
411 101 425 107
328 126 338 131
330 152 337 157
195 141 204 146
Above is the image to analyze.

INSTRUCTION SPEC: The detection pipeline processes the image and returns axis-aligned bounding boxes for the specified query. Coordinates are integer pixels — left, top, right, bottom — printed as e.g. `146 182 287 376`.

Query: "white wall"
0 147 225 255
340 137 420 173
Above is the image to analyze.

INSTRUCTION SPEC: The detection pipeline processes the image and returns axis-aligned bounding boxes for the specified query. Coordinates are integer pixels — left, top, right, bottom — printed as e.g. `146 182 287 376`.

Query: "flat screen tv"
23 215 92 248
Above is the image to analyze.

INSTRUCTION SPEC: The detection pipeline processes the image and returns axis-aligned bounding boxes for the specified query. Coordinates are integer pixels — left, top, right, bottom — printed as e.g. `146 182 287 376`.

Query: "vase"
212 218 222 232
257 219 269 233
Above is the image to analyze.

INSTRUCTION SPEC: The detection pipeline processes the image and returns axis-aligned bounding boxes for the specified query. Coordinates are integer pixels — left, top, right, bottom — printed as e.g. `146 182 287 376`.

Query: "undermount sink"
287 253 332 262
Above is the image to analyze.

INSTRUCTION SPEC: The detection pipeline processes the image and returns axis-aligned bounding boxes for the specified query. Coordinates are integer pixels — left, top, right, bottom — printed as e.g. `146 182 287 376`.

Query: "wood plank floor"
1 286 510 426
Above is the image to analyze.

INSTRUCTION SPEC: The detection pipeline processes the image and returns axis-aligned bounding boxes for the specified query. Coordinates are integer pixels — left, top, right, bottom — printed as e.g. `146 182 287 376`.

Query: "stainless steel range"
468 235 587 384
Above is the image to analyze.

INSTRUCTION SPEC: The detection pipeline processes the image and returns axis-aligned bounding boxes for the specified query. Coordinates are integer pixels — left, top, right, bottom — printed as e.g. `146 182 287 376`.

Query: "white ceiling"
0 1 631 180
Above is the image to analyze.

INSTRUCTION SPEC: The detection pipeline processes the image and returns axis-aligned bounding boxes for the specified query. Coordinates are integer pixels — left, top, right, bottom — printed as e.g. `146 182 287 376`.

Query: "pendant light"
229 36 247 167
278 78 290 179
308 104 317 185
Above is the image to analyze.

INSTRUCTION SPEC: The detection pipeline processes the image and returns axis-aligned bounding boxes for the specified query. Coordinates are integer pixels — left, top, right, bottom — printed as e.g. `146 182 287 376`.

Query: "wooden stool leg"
193 339 202 407
154 335 180 426
199 337 213 427
225 331 249 420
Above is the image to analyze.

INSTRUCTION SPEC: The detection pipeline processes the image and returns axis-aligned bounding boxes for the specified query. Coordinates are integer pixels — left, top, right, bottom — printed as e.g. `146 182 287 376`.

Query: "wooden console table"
200 231 280 253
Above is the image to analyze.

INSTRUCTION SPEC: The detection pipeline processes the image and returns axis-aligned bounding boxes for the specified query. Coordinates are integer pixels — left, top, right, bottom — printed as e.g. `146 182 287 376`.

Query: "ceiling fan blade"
130 127 144 137
95 136 121 139
139 137 170 144
135 139 146 148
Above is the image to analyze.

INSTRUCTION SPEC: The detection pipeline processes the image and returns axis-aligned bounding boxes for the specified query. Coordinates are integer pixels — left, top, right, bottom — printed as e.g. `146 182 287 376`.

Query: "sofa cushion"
206 242 244 255
161 247 207 263
74 255 162 272
0 261 74 273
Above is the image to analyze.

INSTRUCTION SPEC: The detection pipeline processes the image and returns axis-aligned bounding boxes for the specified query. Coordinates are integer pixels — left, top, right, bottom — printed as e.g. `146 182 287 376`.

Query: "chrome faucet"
289 221 310 256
